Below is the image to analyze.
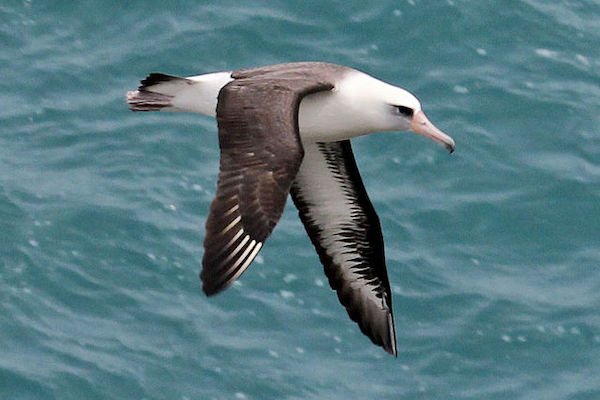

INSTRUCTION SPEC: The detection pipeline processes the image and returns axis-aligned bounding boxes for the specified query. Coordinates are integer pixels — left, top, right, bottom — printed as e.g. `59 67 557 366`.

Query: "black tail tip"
139 73 183 90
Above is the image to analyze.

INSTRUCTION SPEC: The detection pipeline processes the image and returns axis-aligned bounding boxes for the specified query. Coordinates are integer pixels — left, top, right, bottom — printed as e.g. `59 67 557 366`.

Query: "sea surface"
1 1 600 399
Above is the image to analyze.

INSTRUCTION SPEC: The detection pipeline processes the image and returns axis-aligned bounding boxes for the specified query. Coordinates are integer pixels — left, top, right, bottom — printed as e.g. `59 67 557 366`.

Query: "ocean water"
1 0 600 399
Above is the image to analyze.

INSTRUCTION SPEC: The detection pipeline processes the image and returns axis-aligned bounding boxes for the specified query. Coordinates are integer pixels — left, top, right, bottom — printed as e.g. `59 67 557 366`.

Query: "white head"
298 69 455 153
349 70 456 153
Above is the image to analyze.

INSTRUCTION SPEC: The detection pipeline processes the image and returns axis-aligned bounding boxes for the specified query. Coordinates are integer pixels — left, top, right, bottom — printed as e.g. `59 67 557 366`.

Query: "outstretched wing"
290 140 397 356
201 77 333 296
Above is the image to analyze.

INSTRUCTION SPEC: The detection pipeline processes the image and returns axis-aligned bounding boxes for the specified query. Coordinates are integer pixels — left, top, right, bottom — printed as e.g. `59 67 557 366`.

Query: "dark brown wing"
200 77 333 296
290 140 397 356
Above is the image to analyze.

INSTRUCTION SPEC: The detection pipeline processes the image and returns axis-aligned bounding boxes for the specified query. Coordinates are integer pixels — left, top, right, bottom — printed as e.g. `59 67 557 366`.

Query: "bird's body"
127 62 455 356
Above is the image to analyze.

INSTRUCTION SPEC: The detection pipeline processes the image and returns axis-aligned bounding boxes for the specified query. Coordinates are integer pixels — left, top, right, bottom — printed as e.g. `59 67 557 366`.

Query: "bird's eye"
395 106 413 117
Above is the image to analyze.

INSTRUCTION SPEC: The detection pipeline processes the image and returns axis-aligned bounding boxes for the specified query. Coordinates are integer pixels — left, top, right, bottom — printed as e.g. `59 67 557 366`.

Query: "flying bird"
126 62 455 356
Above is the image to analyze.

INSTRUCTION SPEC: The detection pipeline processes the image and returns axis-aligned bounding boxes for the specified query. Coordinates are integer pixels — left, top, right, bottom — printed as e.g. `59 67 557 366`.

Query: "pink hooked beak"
411 110 455 153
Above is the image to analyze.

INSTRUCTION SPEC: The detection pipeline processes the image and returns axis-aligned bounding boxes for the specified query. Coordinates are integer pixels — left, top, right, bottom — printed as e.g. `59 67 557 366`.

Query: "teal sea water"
2 1 600 399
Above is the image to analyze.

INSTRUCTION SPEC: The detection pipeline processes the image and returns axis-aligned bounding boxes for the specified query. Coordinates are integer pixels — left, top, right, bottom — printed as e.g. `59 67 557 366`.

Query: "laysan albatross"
126 62 455 356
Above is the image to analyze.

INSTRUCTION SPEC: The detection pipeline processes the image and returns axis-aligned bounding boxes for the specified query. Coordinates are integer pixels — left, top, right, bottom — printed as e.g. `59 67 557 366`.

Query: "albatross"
126 62 455 356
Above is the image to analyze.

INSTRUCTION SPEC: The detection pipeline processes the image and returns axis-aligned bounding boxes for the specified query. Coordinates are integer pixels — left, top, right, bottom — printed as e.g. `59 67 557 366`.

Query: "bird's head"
338 70 456 153
298 69 456 151
380 84 455 153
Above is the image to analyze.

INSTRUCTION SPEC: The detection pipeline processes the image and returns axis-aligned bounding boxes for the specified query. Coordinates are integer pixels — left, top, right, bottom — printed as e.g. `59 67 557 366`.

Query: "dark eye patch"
395 105 413 117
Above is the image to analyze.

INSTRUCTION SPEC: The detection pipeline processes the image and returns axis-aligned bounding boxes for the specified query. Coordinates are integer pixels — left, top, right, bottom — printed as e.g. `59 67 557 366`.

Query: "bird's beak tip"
411 110 455 154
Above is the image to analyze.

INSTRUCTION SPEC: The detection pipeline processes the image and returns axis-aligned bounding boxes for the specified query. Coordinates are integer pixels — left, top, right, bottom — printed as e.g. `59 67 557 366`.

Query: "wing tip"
200 266 235 296
374 318 397 357
201 279 227 297
384 348 398 357
200 238 264 297
384 340 398 357
337 289 398 357
385 311 398 357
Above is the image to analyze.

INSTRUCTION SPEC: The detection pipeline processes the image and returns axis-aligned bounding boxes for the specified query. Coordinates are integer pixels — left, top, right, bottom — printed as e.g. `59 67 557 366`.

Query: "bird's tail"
126 73 188 112
127 71 232 115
